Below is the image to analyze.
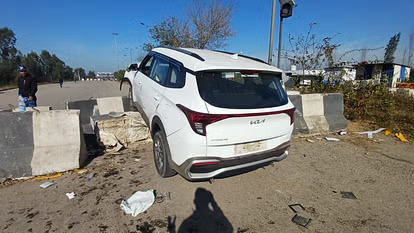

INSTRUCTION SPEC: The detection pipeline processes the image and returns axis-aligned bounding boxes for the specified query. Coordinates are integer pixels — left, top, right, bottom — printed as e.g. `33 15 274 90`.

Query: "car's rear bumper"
176 141 290 180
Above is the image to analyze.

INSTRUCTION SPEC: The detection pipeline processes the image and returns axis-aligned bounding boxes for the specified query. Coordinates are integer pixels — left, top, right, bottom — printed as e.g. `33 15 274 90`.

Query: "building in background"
355 63 411 87
96 72 115 81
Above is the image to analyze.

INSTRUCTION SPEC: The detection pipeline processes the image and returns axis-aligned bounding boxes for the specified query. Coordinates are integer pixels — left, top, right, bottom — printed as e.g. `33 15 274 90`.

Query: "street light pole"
268 0 277 65
130 49 133 63
112 32 119 70
277 17 284 68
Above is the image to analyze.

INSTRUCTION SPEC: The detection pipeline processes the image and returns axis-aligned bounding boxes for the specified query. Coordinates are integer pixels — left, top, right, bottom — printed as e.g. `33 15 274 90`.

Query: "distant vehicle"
121 47 295 180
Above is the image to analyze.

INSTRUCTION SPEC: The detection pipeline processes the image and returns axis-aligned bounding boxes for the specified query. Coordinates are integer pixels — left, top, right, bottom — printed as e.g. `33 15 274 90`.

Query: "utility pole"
277 17 284 68
112 32 119 70
268 0 277 65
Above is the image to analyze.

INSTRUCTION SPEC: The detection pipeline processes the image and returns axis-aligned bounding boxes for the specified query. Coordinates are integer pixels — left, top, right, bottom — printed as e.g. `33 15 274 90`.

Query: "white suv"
121 47 295 180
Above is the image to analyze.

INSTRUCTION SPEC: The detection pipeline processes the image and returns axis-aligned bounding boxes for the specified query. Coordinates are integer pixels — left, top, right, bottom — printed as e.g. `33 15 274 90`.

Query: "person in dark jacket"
17 65 38 107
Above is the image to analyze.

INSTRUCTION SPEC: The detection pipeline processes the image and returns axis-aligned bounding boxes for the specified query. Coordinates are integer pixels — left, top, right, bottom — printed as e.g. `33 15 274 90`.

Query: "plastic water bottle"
18 94 26 112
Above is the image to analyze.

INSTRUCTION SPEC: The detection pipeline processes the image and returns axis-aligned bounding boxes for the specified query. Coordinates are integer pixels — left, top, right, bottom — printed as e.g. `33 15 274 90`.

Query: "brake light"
177 104 296 136
177 104 230 136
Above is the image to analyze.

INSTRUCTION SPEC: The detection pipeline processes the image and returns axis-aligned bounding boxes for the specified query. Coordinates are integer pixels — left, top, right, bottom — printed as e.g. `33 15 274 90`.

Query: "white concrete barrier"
0 110 87 179
31 110 87 175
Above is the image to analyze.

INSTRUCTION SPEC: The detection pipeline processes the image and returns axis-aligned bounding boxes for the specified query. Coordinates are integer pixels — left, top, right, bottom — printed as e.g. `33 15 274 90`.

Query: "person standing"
17 65 38 107
59 78 63 88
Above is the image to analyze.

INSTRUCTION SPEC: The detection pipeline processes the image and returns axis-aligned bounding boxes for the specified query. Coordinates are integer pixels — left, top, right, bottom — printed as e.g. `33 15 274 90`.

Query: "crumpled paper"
120 190 155 217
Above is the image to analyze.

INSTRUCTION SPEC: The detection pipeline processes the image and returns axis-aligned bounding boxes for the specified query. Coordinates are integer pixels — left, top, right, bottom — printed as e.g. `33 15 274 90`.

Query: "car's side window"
167 63 185 88
150 57 170 85
140 55 154 77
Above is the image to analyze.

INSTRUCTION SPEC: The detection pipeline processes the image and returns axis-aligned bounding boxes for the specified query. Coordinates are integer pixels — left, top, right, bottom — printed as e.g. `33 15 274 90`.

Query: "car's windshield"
196 71 288 109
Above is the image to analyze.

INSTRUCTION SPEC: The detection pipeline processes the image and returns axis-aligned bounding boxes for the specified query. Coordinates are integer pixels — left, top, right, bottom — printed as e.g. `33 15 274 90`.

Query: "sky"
1 0 413 72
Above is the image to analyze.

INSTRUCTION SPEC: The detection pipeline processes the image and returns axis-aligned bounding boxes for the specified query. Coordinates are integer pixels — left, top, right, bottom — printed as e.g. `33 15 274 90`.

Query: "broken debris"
291 214 312 228
325 137 340 142
340 191 357 199
395 133 408 142
39 182 54 189
66 192 76 199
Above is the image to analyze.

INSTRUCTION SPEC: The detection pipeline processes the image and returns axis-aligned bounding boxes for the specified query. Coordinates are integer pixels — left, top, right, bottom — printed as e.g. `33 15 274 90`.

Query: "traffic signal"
280 0 295 18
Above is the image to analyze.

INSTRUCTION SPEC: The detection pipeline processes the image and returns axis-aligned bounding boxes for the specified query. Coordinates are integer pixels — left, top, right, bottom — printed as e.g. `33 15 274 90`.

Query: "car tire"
128 85 137 111
153 130 176 178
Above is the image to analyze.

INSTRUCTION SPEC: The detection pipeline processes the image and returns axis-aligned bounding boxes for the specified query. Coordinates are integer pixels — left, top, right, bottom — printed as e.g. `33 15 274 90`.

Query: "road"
0 81 128 111
1 124 413 233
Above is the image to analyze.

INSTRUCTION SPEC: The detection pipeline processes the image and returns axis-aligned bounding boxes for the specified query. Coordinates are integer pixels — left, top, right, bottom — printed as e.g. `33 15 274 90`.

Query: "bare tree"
188 0 235 49
147 17 193 48
145 0 235 50
284 23 339 85
408 32 413 66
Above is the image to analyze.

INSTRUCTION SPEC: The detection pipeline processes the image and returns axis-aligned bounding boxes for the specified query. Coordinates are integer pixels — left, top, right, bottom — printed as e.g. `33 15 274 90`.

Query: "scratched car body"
121 47 295 180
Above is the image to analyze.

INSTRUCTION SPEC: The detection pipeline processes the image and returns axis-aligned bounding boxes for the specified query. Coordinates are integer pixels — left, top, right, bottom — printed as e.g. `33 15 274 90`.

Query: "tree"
408 32 413 67
384 32 401 63
23 52 43 80
188 0 235 49
114 69 125 81
146 0 235 50
86 71 95 80
0 27 19 85
74 68 86 80
284 23 339 85
148 17 193 48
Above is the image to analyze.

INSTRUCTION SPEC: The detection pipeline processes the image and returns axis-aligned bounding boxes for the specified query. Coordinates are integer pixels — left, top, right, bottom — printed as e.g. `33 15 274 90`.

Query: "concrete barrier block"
31 110 87 176
289 95 308 134
96 97 124 115
301 94 324 116
0 112 34 178
323 94 348 131
66 99 98 125
304 116 330 134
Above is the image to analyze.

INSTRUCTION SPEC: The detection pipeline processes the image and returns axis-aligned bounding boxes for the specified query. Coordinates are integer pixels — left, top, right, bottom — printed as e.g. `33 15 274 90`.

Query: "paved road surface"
0 81 128 111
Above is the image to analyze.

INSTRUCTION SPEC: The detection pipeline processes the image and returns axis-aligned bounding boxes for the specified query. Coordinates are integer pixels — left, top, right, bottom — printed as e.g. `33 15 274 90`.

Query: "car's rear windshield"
196 70 288 109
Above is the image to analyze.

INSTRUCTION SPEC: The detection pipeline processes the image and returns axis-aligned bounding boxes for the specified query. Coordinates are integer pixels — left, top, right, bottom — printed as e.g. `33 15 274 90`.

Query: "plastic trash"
325 137 340 142
66 192 76 199
357 128 385 138
18 94 26 112
39 182 54 189
306 139 315 143
395 133 408 142
385 129 392 136
86 173 94 181
338 131 347 136
120 190 155 217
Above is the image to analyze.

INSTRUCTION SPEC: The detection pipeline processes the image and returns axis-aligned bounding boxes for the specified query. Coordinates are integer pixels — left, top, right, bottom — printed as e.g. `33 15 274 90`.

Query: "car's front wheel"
153 130 176 178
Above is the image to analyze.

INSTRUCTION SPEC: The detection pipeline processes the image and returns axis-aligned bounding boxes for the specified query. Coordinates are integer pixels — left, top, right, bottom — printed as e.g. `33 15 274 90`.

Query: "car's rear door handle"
153 95 160 101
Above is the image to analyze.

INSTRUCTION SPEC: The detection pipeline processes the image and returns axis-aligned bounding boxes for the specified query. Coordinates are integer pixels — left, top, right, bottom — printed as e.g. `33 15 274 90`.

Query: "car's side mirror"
127 63 138 72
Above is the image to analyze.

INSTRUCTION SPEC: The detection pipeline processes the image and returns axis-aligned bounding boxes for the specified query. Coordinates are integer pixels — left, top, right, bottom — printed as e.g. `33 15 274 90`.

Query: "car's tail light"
177 104 230 136
177 104 296 136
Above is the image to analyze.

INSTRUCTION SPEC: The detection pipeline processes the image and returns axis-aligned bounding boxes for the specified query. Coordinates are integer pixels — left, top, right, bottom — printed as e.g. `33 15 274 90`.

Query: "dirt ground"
1 124 413 233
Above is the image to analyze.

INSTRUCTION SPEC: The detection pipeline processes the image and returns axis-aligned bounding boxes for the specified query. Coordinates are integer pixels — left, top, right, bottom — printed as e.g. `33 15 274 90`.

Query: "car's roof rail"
213 50 269 65
157 46 205 62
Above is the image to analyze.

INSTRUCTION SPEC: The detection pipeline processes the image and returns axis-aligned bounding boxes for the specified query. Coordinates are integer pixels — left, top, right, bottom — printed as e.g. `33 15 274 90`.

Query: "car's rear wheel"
153 130 176 177
127 85 137 111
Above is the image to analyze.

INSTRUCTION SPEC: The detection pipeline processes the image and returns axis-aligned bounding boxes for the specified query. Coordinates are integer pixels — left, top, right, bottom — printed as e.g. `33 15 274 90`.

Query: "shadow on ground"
168 188 233 233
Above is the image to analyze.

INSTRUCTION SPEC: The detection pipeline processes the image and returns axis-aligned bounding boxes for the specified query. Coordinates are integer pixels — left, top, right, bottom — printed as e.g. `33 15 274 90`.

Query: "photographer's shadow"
168 188 233 233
